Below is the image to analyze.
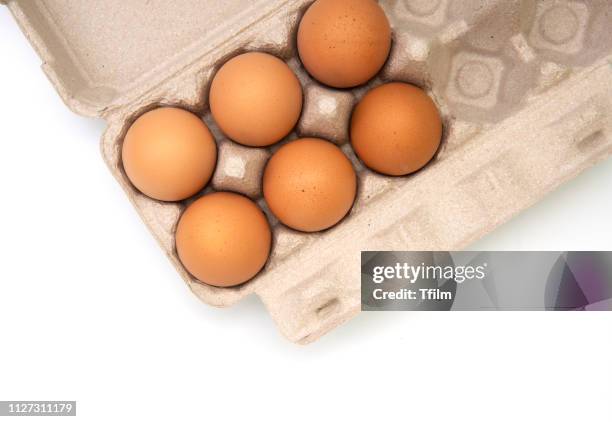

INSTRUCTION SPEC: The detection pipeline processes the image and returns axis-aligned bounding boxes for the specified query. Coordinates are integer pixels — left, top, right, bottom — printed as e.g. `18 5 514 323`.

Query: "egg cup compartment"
7 0 612 343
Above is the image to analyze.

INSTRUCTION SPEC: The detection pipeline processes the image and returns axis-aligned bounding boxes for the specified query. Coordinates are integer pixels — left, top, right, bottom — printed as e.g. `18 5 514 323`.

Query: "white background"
1 8 611 422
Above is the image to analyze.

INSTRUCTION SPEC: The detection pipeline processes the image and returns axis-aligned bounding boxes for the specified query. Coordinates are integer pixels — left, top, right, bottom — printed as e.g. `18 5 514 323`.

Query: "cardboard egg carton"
6 0 612 344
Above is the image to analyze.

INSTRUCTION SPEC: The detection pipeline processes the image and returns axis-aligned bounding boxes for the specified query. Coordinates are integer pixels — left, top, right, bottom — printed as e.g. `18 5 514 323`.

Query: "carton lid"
6 0 291 117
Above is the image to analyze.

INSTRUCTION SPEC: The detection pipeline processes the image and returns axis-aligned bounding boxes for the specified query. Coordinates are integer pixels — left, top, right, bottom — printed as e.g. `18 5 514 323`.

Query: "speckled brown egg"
297 0 392 88
351 82 442 176
209 52 303 147
175 192 271 287
263 138 357 232
122 107 217 202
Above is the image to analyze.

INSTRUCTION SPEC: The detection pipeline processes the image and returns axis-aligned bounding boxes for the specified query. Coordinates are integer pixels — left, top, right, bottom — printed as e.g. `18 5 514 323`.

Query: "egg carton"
5 0 612 344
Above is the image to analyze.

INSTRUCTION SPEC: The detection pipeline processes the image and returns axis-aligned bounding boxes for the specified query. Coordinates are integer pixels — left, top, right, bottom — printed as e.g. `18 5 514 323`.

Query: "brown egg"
351 82 442 176
209 52 303 147
263 138 356 232
122 107 217 201
175 192 271 287
297 0 392 88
